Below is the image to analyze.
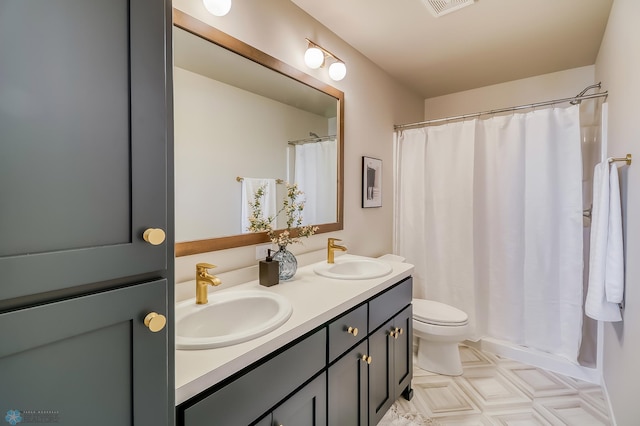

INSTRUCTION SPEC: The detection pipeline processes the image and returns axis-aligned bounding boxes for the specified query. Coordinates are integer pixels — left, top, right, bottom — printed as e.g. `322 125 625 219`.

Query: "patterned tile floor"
380 345 612 426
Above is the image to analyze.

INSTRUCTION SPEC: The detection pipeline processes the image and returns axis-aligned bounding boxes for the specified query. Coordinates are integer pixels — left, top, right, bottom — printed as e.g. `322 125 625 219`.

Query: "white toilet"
376 254 469 376
412 298 469 376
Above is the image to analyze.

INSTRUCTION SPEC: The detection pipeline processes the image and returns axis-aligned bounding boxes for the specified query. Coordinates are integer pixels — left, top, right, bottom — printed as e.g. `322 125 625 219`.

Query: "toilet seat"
413 299 468 326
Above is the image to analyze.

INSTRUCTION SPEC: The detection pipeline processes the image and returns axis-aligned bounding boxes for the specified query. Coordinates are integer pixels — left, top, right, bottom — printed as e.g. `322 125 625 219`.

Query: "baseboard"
600 375 617 426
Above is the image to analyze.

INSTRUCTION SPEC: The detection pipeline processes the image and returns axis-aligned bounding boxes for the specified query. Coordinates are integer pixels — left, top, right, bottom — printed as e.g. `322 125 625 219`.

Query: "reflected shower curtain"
394 106 584 363
294 140 337 225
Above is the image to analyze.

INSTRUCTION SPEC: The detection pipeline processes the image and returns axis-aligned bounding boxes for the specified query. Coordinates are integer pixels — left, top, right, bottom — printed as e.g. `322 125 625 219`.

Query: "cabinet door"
393 305 413 399
328 340 368 426
272 373 326 426
0 0 170 301
368 319 395 426
0 279 168 426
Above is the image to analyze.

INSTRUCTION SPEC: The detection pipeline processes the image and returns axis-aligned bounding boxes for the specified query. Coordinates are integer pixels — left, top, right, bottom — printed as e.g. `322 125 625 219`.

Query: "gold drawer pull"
361 354 372 364
347 326 359 337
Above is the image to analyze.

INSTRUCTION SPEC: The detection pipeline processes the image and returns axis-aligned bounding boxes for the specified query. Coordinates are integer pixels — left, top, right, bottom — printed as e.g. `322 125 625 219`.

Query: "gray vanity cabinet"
0 0 173 424
179 277 413 426
328 277 413 426
180 330 327 426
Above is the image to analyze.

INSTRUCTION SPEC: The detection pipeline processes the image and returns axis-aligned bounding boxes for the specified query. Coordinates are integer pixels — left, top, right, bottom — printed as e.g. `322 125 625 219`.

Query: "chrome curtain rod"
394 92 608 131
288 135 336 145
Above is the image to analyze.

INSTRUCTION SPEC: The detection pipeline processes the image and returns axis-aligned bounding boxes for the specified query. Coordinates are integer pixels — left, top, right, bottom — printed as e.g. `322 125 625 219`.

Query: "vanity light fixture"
304 38 347 81
203 0 231 16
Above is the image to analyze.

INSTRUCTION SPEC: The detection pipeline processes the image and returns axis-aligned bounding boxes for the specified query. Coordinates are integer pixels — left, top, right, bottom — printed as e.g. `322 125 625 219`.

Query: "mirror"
173 10 344 256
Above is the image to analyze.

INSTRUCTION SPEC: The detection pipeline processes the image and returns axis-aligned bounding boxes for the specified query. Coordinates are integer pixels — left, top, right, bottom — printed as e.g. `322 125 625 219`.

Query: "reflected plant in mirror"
172 10 344 256
247 183 319 248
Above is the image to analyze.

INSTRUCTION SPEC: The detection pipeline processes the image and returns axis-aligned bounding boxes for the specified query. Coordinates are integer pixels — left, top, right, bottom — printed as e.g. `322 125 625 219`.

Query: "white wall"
424 66 596 120
595 0 640 423
173 0 424 282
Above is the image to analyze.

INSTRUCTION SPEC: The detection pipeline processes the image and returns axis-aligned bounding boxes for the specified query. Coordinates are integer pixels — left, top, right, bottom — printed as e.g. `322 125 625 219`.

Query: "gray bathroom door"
0 0 170 301
0 279 168 426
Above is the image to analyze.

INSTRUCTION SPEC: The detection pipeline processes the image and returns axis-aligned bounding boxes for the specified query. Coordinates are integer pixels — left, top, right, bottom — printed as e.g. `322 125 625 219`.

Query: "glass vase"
272 245 297 281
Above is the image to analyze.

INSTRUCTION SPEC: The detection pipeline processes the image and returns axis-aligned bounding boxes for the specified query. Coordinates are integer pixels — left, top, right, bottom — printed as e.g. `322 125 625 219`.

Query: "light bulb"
328 61 347 81
203 0 232 16
304 47 324 69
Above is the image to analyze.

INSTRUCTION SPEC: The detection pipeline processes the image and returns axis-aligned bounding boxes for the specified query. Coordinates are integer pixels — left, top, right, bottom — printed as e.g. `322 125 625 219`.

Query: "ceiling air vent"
423 0 476 17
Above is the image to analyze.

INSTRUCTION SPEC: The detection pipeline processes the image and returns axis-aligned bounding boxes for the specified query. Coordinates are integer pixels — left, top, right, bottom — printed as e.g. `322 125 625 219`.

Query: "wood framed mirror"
173 10 344 257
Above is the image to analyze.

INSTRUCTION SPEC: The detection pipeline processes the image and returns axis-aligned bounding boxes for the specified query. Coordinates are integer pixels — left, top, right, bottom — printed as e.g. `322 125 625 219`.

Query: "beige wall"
424 65 595 120
173 0 424 282
595 0 640 423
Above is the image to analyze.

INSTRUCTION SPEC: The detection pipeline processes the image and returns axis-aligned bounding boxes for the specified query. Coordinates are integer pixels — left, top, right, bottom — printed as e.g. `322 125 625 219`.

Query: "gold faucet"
195 263 222 304
327 238 347 264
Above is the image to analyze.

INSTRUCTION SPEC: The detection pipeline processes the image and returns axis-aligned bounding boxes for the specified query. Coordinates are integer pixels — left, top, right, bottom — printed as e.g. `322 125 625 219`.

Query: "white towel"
241 178 277 233
606 164 624 303
585 161 623 321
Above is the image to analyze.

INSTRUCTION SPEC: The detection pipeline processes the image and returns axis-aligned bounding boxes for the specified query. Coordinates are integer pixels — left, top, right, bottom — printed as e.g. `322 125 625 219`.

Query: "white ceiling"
291 0 613 98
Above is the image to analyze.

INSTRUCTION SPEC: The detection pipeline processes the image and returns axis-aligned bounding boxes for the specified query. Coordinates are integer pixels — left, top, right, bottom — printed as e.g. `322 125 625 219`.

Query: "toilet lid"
413 299 468 326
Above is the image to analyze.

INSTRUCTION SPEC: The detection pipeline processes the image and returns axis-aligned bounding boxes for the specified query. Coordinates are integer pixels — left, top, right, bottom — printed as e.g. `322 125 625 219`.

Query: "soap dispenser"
259 249 279 287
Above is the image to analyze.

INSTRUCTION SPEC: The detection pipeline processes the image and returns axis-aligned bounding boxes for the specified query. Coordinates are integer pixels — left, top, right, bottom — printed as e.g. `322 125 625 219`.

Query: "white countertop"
175 254 414 405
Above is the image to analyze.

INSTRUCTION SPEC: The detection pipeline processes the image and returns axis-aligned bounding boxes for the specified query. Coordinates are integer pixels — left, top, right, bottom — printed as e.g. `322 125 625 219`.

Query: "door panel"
0 279 168 426
272 373 326 426
0 0 168 301
328 340 368 426
368 320 394 425
394 305 413 398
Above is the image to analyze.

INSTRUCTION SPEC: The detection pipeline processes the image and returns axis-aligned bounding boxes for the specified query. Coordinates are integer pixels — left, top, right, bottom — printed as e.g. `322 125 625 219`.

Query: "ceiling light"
203 0 232 17
303 39 347 82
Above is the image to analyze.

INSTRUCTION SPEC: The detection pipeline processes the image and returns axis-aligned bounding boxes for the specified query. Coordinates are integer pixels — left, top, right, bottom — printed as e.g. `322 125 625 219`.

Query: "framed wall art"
362 156 382 208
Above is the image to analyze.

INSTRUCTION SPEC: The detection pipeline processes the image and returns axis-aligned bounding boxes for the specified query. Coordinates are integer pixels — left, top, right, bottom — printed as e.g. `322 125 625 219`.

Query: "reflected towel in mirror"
241 178 277 234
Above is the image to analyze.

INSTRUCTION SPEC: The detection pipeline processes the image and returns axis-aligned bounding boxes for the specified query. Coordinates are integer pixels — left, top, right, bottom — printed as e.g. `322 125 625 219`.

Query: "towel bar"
608 154 632 165
236 176 284 184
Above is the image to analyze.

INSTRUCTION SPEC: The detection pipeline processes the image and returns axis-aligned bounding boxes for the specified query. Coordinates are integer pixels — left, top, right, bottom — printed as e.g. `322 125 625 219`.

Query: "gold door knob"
347 326 359 337
390 330 397 339
360 354 372 364
397 327 404 335
144 312 167 332
143 228 166 245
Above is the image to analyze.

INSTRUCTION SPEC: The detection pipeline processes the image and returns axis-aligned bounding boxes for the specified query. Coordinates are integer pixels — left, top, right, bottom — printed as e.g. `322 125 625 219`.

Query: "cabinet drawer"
328 303 367 362
182 328 326 426
369 277 412 331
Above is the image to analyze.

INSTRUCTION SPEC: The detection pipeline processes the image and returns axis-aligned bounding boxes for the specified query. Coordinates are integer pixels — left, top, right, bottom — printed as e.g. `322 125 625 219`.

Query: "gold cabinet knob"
347 326 359 337
144 312 167 332
360 354 372 364
391 327 403 339
143 228 166 245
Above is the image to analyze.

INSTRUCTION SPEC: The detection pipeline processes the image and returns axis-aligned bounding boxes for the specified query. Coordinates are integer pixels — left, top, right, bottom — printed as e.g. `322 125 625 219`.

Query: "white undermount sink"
313 258 393 280
175 290 293 350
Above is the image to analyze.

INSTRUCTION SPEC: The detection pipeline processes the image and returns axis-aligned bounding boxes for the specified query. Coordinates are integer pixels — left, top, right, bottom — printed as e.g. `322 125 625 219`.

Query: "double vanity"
175 254 414 425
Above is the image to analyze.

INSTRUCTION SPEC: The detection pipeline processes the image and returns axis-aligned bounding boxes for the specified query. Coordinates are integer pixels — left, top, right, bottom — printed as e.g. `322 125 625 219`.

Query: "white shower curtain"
294 140 337 225
394 106 584 363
